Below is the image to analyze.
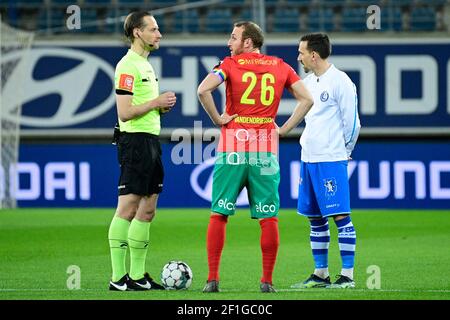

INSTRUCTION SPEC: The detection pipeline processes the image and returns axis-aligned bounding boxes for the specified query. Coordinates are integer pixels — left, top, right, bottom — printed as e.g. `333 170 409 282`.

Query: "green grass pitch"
0 208 449 300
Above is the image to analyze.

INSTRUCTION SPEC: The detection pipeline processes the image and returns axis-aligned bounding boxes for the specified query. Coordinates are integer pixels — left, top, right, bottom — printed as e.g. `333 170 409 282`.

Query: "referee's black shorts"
116 132 164 196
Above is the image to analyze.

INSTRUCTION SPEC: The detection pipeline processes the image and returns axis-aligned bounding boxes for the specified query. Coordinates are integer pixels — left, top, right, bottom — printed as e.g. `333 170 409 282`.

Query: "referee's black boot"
128 272 165 291
109 274 130 291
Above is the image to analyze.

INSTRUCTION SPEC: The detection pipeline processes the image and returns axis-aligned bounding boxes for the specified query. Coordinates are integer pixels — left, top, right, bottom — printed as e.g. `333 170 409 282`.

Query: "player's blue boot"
326 275 355 289
290 274 331 289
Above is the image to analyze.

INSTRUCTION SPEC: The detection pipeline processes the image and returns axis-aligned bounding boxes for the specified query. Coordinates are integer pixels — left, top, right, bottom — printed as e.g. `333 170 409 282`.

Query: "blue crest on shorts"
323 178 337 199
320 91 329 102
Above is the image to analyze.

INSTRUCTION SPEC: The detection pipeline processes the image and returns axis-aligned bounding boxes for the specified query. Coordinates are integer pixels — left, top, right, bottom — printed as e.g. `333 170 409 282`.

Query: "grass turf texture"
0 208 449 300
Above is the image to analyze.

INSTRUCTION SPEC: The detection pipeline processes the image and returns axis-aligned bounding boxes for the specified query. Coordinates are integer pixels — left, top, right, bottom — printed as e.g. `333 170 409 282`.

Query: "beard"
301 62 310 73
231 42 245 56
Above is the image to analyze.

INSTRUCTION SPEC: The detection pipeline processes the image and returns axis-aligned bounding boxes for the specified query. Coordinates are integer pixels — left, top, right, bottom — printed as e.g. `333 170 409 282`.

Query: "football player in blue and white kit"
292 33 361 289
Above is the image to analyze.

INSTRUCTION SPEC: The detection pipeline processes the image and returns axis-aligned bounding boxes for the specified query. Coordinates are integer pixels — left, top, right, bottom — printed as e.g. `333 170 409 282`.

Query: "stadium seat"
341 7 367 32
204 8 232 33
307 7 334 32
84 0 114 7
235 8 252 22
5 0 44 4
84 0 113 4
349 0 381 4
273 8 299 33
37 8 65 31
264 0 281 5
173 9 199 33
116 0 154 7
387 0 416 5
216 0 245 3
422 0 447 4
317 0 347 5
49 0 81 4
149 0 179 6
116 0 145 3
409 6 436 31
81 8 100 33
104 8 128 34
284 0 312 4
381 6 402 31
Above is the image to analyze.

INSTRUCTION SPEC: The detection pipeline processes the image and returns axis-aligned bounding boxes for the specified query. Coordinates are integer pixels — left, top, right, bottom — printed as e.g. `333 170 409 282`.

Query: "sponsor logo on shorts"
226 152 271 168
255 202 276 213
218 198 236 211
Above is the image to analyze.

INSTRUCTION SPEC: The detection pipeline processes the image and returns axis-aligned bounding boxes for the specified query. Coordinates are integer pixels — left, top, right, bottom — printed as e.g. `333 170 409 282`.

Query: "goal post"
0 17 34 209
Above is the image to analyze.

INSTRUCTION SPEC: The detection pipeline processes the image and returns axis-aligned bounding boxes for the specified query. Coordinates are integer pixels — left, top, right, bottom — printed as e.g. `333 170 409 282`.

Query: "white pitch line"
0 289 99 292
277 288 450 293
0 288 449 293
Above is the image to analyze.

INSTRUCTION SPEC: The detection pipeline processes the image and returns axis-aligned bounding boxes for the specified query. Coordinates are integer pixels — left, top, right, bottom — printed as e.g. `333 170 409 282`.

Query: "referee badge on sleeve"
118 74 134 92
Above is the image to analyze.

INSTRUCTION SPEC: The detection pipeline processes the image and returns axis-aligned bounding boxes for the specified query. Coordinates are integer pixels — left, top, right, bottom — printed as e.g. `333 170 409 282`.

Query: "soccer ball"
160 260 193 290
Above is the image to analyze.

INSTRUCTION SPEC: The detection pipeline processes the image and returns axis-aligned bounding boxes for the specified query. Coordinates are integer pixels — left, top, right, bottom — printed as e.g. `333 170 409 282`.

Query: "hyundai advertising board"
2 39 448 135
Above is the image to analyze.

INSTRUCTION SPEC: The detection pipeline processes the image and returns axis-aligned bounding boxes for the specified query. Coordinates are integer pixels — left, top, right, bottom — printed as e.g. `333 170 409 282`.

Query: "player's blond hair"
234 21 264 49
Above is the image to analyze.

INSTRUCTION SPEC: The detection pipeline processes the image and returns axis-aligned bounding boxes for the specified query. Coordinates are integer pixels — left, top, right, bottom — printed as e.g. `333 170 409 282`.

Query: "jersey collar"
315 63 335 82
127 49 148 61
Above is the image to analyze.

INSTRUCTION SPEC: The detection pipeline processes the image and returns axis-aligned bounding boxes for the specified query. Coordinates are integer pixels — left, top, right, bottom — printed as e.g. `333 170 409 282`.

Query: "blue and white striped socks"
335 216 356 279
309 218 330 279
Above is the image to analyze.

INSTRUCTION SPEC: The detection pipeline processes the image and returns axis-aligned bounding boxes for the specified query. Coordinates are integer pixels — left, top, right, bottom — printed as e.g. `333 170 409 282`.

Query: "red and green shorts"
211 152 280 219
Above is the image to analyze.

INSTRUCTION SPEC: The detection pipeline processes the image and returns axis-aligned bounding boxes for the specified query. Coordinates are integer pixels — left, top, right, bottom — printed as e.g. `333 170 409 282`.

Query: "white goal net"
0 18 34 209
